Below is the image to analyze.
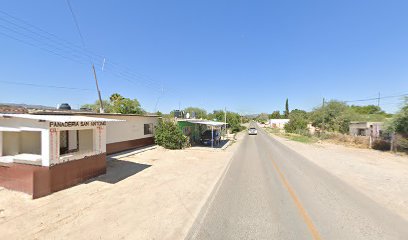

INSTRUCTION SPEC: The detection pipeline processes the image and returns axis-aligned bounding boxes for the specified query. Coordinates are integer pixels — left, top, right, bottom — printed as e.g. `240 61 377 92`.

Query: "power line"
0 8 181 97
345 93 408 103
65 0 89 60
0 15 90 62
0 30 88 65
0 80 92 91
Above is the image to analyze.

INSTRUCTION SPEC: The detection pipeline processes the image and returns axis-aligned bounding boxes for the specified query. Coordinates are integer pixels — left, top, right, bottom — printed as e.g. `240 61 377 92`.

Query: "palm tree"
109 93 123 103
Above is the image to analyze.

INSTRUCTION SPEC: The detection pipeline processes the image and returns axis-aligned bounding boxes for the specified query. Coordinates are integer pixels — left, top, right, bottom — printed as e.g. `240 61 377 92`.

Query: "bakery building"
0 112 159 198
65 113 158 155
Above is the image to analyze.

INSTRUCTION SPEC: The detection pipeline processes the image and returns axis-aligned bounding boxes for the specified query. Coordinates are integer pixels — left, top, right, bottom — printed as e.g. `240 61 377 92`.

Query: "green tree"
256 113 269 123
284 109 309 134
183 107 207 119
269 111 281 119
81 100 111 113
112 97 144 114
109 93 124 102
154 119 189 149
350 105 384 115
284 98 290 118
310 100 358 133
81 93 145 114
208 110 244 133
389 100 408 135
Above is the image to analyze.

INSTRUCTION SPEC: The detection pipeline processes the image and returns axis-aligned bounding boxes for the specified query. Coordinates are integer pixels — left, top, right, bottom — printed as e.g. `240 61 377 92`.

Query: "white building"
0 114 122 198
0 112 159 198
48 113 159 155
349 121 384 137
267 119 290 129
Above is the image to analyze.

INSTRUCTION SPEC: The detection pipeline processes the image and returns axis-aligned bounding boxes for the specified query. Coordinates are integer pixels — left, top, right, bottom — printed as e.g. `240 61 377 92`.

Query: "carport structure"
178 119 226 148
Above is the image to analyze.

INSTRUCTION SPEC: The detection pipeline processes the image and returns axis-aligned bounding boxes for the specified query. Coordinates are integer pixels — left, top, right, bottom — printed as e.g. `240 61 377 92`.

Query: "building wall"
84 115 158 154
0 153 106 199
68 130 78 151
268 119 290 129
178 121 201 143
0 132 2 156
349 122 383 137
20 131 41 155
3 132 19 156
78 129 94 152
101 115 158 144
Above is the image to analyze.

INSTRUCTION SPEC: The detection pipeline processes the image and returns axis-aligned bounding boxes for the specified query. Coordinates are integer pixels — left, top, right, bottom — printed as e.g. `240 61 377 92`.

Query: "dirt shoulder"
0 134 244 240
268 132 408 221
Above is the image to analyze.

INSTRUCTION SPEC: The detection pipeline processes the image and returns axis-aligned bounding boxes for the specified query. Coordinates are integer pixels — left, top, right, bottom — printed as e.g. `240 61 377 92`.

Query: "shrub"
154 120 189 149
231 125 246 133
284 110 308 134
372 140 391 151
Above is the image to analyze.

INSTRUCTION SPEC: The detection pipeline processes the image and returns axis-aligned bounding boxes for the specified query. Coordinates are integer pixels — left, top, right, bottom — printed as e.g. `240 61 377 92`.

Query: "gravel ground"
269 133 408 221
0 133 244 240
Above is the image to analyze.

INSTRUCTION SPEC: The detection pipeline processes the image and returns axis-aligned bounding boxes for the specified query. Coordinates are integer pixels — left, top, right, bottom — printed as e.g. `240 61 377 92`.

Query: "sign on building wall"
49 121 106 128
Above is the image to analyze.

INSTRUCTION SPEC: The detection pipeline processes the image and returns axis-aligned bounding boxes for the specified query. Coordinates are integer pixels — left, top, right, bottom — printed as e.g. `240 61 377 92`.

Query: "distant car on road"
200 130 221 146
248 127 258 135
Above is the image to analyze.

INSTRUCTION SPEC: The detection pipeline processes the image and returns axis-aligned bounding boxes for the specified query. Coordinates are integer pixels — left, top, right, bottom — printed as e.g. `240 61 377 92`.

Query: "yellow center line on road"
269 156 323 240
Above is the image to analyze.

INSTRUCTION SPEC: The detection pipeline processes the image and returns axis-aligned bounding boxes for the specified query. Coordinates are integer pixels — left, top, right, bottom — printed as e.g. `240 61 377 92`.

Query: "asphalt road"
186 126 408 240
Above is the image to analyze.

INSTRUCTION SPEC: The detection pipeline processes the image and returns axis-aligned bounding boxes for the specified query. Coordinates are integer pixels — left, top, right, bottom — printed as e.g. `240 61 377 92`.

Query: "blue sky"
1 0 407 114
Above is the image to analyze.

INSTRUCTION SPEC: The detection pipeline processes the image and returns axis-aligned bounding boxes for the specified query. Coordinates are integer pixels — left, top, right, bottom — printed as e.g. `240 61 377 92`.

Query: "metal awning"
180 120 225 127
0 114 124 123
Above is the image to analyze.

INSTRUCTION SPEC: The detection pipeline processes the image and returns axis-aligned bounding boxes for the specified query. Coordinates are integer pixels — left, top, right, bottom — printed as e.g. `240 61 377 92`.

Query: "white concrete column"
41 129 60 167
0 131 3 157
93 126 106 154
41 130 50 166
100 126 106 153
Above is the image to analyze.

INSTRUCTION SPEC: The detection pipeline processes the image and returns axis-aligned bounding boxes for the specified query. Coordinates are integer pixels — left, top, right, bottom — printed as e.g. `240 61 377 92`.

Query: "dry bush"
323 132 369 148
372 140 391 151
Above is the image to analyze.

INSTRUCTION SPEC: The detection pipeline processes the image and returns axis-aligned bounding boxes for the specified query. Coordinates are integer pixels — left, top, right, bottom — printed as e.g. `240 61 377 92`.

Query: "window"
59 130 79 155
144 123 153 135
357 129 366 136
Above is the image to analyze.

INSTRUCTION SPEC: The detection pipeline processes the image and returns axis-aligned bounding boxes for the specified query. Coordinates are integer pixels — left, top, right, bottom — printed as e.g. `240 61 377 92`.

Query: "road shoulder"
266 131 408 221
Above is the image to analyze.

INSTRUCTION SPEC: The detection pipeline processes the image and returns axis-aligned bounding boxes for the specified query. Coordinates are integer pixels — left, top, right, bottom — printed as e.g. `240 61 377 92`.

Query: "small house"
349 121 384 138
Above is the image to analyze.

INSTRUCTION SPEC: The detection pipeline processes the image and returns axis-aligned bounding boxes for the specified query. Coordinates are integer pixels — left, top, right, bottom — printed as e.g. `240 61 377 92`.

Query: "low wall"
106 137 154 155
0 153 106 199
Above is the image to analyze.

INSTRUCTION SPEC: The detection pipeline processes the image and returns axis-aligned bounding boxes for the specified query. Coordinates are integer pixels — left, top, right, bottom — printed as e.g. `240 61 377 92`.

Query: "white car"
248 127 258 135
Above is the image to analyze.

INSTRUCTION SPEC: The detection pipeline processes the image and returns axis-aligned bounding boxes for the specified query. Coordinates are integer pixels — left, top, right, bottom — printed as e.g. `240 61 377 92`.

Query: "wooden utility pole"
377 92 381 107
224 107 227 138
92 64 104 113
322 98 325 133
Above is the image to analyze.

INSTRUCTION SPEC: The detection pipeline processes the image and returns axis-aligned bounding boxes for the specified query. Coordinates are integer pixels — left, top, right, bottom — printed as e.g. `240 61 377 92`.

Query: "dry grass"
321 133 370 148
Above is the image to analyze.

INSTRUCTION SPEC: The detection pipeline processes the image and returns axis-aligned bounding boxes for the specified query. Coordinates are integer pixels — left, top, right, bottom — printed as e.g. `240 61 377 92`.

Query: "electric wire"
0 80 92 91
0 8 178 96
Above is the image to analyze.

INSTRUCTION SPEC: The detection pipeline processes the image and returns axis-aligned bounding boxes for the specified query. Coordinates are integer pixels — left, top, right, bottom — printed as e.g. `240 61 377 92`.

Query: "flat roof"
179 119 226 127
0 114 123 123
31 110 160 117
